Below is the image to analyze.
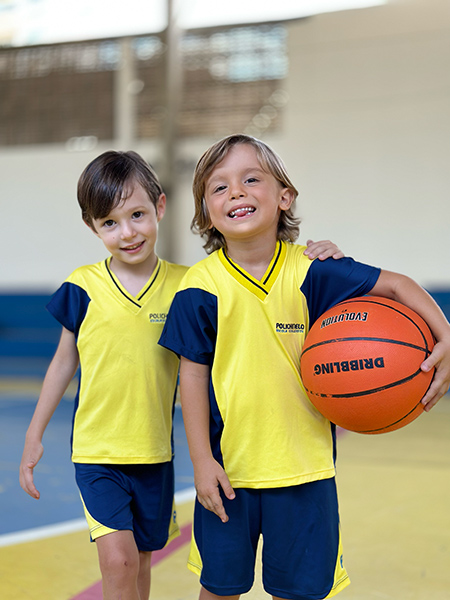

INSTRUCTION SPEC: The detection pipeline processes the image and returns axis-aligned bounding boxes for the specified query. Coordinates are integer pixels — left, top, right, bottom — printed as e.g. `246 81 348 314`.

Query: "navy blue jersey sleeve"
301 257 381 326
159 288 218 365
46 281 90 337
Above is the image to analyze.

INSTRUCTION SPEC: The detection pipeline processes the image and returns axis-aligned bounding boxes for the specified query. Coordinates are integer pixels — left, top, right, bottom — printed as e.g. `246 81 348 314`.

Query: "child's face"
203 144 294 245
90 184 165 269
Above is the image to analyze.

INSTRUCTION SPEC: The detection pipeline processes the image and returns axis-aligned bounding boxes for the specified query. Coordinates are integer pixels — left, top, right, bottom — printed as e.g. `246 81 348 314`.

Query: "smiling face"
203 143 294 246
90 183 165 271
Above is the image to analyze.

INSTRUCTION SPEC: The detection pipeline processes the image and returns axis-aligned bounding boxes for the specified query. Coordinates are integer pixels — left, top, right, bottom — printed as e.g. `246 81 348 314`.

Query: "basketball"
300 296 435 434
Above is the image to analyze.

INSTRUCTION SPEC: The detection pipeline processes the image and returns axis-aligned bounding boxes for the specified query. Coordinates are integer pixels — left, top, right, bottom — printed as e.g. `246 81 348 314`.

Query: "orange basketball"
300 296 435 434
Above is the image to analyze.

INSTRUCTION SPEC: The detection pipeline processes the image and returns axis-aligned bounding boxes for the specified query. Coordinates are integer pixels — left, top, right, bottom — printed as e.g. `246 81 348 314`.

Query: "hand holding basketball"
419 335 450 410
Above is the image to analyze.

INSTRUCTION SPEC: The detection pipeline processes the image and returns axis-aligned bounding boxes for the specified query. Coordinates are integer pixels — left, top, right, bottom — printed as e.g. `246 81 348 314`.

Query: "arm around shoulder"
20 327 79 499
369 270 450 410
303 239 345 261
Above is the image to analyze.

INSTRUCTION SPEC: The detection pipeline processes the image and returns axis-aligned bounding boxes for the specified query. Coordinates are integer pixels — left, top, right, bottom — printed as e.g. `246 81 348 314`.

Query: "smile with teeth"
122 241 144 251
228 206 255 219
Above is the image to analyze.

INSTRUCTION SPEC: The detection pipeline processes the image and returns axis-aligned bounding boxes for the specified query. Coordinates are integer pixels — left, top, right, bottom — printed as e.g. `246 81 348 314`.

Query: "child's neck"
109 255 159 297
226 238 278 281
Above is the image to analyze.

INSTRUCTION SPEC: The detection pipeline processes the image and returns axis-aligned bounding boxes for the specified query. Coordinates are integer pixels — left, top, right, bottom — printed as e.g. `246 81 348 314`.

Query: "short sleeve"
46 281 91 337
159 288 218 365
300 257 381 326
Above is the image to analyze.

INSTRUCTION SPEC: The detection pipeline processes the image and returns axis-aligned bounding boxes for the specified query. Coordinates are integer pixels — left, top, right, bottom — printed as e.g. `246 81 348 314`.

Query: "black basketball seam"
355 375 434 433
329 297 434 353
302 366 425 399
301 336 431 356
353 398 423 433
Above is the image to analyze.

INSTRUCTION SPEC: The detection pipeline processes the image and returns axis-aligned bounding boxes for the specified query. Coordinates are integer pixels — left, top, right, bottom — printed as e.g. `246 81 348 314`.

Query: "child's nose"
121 222 136 239
230 184 245 199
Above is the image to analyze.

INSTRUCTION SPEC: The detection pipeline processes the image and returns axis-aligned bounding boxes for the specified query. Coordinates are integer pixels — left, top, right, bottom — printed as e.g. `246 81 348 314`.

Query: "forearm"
370 271 450 342
179 357 235 521
179 358 213 465
370 270 450 409
21 327 79 498
26 328 79 442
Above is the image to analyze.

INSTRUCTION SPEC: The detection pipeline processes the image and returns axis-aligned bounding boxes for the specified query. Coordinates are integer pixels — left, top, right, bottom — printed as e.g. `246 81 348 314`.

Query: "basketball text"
320 311 368 329
314 357 385 375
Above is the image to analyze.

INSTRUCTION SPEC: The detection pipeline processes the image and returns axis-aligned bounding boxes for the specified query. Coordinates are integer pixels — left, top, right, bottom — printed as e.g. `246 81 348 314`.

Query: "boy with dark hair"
159 134 450 600
20 150 187 600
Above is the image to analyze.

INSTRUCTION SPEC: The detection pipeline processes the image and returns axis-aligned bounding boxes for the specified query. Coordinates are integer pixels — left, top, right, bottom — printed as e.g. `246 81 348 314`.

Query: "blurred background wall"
0 0 448 297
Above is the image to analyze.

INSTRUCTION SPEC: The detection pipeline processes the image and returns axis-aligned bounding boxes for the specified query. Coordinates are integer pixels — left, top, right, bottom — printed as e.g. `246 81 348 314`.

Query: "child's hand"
420 337 450 411
304 239 344 261
194 457 235 523
19 439 43 499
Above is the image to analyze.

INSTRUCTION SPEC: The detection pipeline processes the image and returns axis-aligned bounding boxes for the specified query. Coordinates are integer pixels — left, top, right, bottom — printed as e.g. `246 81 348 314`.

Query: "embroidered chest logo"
276 322 305 334
149 313 167 323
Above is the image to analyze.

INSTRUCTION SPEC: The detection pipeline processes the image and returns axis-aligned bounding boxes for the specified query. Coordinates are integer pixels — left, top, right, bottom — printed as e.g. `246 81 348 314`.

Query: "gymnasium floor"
1 365 449 600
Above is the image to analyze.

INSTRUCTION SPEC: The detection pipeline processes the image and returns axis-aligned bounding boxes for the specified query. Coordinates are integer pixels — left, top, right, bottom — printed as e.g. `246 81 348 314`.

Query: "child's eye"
103 219 115 228
213 185 227 194
245 177 258 184
132 211 144 219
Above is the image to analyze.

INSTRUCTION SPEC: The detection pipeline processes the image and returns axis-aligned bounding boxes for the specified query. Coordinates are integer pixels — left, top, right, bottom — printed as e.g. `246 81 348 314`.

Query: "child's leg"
96 530 151 600
75 463 177 598
199 586 287 600
138 549 152 599
199 587 240 600
198 588 284 600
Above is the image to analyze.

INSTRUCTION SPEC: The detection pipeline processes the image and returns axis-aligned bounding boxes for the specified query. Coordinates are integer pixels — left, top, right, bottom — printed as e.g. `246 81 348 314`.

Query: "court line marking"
0 487 196 548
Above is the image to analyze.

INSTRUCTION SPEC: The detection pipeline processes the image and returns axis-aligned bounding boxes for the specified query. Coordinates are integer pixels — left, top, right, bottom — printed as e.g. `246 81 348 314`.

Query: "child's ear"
156 193 166 222
279 188 295 212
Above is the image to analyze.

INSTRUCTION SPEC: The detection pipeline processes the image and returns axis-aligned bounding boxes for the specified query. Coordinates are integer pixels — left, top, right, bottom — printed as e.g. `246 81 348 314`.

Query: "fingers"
220 478 236 502
19 462 40 499
420 342 450 411
422 395 439 412
421 384 444 412
304 239 344 261
197 487 229 523
20 442 43 500
195 467 235 523
420 372 449 412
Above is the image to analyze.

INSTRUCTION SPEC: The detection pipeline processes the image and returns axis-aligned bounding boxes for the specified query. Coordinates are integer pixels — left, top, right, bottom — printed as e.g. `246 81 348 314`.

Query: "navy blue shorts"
74 462 178 552
189 478 349 599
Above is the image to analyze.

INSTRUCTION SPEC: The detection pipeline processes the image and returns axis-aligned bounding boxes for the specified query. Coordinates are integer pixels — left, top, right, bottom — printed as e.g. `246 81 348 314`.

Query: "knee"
99 549 140 585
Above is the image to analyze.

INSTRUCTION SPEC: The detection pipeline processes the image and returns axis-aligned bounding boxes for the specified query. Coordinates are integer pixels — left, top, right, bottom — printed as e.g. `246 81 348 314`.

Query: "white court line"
0 487 196 548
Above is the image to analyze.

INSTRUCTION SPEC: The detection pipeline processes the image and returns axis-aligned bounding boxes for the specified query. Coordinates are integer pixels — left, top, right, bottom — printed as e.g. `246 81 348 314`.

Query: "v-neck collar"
218 240 286 300
104 257 162 308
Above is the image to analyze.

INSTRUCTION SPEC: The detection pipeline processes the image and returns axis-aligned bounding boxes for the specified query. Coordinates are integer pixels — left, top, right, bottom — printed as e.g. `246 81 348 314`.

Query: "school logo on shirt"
276 322 305 334
149 313 167 323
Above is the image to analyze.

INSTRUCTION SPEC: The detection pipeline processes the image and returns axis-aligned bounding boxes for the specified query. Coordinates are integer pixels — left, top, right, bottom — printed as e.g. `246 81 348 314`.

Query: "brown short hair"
77 150 163 229
192 134 300 254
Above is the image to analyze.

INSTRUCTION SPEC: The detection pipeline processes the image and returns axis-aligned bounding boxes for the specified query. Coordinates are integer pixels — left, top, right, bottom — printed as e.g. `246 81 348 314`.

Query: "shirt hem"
229 467 336 489
72 455 173 464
